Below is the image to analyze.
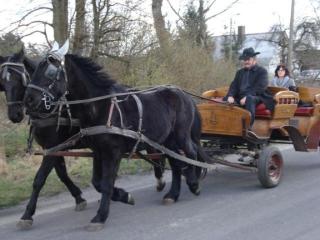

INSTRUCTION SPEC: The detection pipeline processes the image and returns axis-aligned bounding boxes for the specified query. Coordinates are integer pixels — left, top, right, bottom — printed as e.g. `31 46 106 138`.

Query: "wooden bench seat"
202 86 299 119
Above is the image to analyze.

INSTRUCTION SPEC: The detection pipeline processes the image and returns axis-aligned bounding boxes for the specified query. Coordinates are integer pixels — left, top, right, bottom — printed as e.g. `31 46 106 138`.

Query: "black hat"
239 47 260 60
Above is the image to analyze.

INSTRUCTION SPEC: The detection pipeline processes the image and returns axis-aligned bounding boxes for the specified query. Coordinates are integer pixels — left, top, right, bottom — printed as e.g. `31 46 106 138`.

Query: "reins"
42 84 232 107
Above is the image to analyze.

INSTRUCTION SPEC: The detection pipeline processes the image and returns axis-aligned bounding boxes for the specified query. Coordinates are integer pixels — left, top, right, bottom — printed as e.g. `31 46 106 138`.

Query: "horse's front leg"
85 148 122 231
153 156 166 192
17 156 56 230
54 158 87 211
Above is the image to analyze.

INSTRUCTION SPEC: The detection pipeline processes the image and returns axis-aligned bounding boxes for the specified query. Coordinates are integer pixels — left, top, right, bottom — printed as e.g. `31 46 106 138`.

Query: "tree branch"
166 0 184 22
204 0 218 13
16 20 53 28
11 7 52 26
205 0 240 21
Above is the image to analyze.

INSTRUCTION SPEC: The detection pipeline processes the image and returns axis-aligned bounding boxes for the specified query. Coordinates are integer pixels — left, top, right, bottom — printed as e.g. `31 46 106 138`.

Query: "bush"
99 39 237 95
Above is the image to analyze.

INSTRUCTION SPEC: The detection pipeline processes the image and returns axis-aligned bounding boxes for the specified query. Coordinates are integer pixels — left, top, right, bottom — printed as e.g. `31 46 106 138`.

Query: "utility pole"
288 0 295 73
229 18 233 61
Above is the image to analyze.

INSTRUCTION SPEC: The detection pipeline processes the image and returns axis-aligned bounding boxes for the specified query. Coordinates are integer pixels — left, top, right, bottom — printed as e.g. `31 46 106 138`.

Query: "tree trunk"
73 0 86 54
152 0 171 57
197 0 206 48
52 0 69 45
90 0 102 60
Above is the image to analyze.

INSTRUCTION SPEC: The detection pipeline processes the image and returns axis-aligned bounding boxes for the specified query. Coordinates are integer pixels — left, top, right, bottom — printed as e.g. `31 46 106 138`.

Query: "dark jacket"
226 64 275 111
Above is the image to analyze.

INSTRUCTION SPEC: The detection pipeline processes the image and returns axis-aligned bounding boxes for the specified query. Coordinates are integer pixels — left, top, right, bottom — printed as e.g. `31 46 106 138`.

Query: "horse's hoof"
156 181 166 192
127 194 135 205
84 223 105 232
75 200 87 211
191 186 201 196
16 219 33 230
193 188 201 196
162 198 175 205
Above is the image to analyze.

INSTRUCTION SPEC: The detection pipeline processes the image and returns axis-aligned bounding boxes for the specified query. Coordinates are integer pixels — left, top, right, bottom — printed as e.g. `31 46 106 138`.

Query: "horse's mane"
0 55 5 64
66 54 117 88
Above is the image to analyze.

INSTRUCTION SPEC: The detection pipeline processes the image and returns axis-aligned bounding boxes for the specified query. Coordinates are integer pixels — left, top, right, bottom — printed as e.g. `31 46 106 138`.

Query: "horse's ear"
50 41 60 52
57 39 69 58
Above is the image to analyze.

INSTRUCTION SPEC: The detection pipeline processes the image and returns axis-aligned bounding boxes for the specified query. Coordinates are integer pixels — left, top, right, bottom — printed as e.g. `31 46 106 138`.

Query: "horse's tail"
191 107 211 180
191 104 202 143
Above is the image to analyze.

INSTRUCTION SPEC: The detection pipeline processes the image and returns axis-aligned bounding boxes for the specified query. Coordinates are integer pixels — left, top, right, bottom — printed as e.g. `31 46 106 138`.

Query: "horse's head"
0 49 30 123
24 41 69 113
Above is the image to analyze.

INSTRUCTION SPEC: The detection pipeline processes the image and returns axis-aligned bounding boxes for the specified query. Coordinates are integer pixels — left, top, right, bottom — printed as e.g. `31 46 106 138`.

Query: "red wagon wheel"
257 146 283 188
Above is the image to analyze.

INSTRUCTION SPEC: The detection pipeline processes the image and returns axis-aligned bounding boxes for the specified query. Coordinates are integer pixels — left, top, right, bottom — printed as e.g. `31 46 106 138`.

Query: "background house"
212 26 288 76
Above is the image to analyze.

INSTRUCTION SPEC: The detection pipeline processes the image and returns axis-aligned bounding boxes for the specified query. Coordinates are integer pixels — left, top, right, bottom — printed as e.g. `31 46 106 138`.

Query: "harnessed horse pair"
23 41 209 231
0 49 140 230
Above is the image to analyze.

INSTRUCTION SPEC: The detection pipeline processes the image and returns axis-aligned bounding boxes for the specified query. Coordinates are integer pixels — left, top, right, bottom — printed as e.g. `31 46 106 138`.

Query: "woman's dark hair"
275 64 290 77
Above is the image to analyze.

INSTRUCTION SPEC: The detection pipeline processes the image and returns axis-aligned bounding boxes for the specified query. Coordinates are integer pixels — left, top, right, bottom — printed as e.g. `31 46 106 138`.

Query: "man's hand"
240 96 246 106
227 96 235 104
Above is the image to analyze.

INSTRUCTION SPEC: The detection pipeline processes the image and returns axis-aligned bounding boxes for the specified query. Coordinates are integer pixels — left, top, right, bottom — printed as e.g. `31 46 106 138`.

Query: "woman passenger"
270 64 296 89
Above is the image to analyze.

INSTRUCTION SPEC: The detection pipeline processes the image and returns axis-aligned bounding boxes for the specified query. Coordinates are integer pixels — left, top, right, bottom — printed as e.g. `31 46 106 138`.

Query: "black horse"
0 50 134 230
24 43 207 231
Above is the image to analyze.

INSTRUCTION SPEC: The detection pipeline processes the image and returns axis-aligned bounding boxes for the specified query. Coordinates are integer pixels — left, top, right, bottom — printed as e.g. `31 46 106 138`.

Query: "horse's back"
135 87 197 142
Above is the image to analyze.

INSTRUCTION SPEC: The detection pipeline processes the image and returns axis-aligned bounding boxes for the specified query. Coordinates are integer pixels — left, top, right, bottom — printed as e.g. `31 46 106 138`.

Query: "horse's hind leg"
163 157 182 204
112 187 135 205
54 158 87 211
183 165 201 196
182 143 201 196
17 156 56 230
153 156 166 192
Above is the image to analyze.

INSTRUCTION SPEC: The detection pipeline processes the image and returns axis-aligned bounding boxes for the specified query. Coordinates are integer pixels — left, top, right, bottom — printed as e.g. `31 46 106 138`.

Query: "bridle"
0 60 30 106
27 53 67 110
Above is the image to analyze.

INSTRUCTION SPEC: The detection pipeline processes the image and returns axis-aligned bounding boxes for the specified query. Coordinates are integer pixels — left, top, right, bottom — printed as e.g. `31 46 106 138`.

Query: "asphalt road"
1 148 320 240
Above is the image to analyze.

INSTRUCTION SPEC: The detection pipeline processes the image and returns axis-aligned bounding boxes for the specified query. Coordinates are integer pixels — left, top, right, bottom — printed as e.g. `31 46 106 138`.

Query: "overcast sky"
0 0 316 44
163 0 315 35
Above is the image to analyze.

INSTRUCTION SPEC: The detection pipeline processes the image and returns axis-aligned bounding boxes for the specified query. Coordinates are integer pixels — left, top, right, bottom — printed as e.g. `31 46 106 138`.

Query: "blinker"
45 64 58 80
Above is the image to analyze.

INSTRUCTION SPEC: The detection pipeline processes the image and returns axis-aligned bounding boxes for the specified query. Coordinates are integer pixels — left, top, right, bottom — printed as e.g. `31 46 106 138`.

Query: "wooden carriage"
196 85 320 188
198 86 299 138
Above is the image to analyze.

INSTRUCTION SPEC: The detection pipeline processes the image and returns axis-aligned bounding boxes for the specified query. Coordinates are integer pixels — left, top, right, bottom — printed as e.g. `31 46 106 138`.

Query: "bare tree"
73 0 87 54
52 0 69 45
4 4 52 45
267 24 289 64
89 0 149 60
152 0 171 56
167 0 240 49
